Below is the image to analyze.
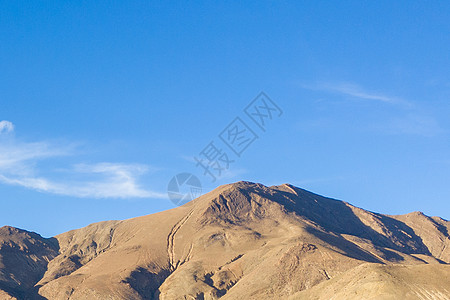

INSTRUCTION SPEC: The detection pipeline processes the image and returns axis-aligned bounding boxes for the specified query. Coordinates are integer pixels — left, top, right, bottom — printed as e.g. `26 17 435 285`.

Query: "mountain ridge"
1 181 449 299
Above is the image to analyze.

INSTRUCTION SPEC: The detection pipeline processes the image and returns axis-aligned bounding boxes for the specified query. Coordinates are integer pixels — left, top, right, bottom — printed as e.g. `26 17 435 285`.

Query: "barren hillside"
1 182 449 299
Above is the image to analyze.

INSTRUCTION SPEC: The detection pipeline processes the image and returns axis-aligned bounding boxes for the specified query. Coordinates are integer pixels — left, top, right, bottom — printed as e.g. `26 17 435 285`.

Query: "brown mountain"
1 182 450 299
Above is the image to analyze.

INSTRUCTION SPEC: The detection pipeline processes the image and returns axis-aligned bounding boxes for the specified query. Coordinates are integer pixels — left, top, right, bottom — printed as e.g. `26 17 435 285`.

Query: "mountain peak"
0 225 25 234
1 183 450 299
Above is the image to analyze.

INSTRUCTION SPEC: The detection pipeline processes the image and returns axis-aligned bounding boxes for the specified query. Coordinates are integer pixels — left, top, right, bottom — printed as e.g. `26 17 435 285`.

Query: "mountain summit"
1 182 449 299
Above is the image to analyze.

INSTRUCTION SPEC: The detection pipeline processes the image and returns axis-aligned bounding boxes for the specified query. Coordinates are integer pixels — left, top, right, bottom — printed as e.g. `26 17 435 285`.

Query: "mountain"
1 181 449 299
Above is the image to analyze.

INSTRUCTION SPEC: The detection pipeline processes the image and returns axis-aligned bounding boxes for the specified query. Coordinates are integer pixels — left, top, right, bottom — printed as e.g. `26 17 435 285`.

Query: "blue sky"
1 1 450 237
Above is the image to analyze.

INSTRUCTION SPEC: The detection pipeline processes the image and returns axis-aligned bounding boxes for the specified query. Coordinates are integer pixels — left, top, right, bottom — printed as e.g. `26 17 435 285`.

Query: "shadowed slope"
0 226 58 299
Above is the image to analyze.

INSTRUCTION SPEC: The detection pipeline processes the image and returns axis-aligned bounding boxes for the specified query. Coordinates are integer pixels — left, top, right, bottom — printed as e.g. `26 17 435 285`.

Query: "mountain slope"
1 181 449 299
0 226 58 299
289 263 450 300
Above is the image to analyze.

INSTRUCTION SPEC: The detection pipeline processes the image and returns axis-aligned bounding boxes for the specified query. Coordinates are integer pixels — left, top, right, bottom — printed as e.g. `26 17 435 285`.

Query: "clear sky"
1 1 450 237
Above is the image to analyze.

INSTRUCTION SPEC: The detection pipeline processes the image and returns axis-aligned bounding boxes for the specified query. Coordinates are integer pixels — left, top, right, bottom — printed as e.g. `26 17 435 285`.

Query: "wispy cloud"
0 163 165 199
0 122 164 199
0 141 72 175
304 82 413 108
302 81 443 137
0 120 14 134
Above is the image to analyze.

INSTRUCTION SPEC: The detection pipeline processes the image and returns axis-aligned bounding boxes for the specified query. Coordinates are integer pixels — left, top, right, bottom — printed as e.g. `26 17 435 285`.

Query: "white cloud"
0 163 165 199
0 135 165 199
304 82 412 108
0 121 14 134
302 81 444 137
0 141 71 174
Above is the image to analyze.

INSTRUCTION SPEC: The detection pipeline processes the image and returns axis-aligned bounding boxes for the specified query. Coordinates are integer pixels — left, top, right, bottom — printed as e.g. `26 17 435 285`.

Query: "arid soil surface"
1 182 449 299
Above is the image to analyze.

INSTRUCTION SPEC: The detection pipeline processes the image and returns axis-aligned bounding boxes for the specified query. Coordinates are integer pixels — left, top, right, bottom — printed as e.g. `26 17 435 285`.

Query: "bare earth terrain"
1 181 449 299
